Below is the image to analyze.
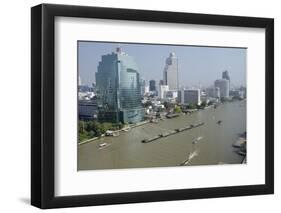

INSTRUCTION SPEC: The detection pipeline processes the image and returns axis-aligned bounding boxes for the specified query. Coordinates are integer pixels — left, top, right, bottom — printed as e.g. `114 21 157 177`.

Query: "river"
78 100 246 170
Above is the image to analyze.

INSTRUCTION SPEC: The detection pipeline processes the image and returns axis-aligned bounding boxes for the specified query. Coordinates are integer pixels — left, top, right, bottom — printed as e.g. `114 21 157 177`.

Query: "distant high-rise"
95 48 144 123
222 70 230 81
214 79 229 98
149 80 156 91
206 87 220 99
140 78 146 96
163 52 178 90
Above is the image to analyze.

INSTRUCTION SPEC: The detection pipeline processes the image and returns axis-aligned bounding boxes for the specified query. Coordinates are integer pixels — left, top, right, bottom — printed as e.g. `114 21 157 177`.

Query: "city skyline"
78 41 247 170
78 41 247 88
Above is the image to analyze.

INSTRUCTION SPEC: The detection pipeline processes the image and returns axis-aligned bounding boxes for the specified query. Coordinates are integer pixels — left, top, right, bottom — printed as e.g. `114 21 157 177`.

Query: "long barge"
141 122 204 143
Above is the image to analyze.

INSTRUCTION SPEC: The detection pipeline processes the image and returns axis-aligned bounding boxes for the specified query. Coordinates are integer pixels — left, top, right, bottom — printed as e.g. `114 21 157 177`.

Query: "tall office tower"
140 78 146 96
214 79 230 98
163 52 179 90
95 47 145 123
222 70 230 81
149 80 156 91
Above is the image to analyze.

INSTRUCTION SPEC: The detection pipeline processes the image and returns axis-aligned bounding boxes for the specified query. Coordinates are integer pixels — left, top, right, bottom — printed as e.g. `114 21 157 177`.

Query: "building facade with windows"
149 80 156 92
214 79 230 98
163 52 178 90
95 48 145 123
181 89 201 105
159 85 169 99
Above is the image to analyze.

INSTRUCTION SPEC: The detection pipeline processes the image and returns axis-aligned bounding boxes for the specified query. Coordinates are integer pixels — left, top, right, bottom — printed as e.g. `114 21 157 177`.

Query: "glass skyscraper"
95 48 144 124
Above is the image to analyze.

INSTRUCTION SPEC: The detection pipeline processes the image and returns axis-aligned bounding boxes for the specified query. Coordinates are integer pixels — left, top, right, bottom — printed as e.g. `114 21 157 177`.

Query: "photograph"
77 41 247 170
30 2 274 209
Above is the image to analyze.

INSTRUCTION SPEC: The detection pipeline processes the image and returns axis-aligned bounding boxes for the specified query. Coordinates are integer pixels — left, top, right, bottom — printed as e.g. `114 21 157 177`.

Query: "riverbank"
78 120 150 145
78 100 245 146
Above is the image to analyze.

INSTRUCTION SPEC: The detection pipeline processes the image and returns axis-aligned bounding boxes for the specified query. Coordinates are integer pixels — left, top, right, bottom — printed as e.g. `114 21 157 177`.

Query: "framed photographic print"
31 3 274 209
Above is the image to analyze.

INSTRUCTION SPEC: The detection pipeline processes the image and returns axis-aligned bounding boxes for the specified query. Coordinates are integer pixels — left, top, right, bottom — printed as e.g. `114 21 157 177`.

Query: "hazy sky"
78 41 246 88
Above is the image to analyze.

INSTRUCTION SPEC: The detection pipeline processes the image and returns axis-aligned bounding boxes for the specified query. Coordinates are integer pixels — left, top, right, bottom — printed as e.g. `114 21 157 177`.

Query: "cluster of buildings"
79 48 246 123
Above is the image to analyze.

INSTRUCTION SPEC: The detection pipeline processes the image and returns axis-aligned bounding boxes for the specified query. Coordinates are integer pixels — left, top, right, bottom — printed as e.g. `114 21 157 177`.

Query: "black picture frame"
31 3 274 209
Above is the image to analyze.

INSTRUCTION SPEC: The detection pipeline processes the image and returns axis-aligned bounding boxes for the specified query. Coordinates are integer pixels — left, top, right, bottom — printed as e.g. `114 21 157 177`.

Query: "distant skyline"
78 41 246 88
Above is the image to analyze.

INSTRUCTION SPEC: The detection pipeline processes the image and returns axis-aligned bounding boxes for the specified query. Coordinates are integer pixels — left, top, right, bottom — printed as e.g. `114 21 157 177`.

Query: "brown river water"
78 100 246 170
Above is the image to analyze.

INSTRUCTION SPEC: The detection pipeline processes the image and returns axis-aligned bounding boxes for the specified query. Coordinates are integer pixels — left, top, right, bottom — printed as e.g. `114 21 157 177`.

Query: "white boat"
98 143 107 148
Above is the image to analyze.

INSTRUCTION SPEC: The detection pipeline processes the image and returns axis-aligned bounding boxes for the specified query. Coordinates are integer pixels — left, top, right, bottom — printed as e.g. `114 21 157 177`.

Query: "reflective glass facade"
96 49 144 123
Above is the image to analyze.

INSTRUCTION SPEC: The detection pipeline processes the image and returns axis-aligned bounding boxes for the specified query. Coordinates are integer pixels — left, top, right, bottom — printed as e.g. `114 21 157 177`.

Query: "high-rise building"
159 85 169 99
95 48 144 123
214 79 230 98
182 89 201 105
222 70 230 81
206 86 220 99
149 80 156 91
140 78 146 96
163 52 178 90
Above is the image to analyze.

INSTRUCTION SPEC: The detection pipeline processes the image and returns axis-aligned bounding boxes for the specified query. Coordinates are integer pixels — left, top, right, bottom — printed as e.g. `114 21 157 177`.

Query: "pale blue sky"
78 41 246 88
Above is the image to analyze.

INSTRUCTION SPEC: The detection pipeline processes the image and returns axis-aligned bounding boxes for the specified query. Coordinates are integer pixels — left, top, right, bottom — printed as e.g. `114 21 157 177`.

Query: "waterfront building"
149 80 156 91
164 90 178 100
163 52 179 90
239 86 247 98
182 89 201 105
79 99 98 120
206 86 220 99
159 85 169 99
214 79 230 98
95 47 145 123
230 89 245 99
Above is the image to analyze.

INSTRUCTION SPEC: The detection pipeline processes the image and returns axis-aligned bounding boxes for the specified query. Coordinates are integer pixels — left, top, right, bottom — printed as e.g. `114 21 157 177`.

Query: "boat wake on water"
179 149 200 166
192 136 204 144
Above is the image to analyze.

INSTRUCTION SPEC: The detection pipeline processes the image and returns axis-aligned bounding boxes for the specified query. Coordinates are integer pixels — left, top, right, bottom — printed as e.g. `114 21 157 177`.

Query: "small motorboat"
98 143 107 148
